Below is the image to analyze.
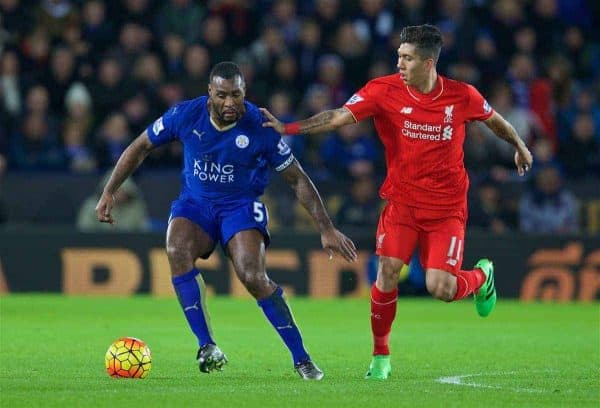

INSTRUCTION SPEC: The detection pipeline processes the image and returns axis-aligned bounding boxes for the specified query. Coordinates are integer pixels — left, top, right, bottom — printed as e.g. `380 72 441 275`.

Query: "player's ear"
207 84 212 95
425 58 434 71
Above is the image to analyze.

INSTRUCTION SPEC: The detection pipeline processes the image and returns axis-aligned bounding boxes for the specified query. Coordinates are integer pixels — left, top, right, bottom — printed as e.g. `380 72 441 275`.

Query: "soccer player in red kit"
261 24 533 379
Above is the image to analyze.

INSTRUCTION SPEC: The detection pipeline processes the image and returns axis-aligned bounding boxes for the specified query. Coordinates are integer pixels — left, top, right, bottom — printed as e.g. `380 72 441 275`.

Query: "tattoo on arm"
485 115 524 148
298 108 349 134
282 161 333 232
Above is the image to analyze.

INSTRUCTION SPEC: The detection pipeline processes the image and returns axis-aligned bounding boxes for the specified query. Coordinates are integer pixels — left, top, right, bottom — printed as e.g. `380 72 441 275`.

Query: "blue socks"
257 286 310 365
172 268 215 347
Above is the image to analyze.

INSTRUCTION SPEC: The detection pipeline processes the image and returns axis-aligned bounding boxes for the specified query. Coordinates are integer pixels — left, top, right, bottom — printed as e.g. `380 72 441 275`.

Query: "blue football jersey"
146 96 294 203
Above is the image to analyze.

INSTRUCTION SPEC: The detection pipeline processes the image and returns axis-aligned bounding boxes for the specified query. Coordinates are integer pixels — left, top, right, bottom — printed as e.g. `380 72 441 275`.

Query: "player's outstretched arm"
95 131 155 225
260 107 356 135
280 159 357 262
483 111 533 176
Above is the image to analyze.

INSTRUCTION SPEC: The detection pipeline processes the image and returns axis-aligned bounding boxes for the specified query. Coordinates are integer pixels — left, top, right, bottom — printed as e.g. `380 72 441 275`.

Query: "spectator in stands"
319 122 380 179
64 81 93 137
559 113 600 178
469 178 513 233
293 19 323 86
10 112 65 170
180 44 211 99
43 46 77 116
201 15 232 63
81 0 114 55
519 165 579 233
157 0 205 44
62 121 96 173
77 170 149 231
161 34 186 78
336 174 380 229
94 113 132 169
89 57 134 123
0 49 22 128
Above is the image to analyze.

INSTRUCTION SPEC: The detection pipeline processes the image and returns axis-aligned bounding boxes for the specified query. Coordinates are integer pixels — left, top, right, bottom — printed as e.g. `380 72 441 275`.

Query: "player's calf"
425 269 456 301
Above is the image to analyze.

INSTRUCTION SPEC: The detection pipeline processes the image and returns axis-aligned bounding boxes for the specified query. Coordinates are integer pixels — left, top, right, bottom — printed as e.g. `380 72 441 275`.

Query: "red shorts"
375 201 467 274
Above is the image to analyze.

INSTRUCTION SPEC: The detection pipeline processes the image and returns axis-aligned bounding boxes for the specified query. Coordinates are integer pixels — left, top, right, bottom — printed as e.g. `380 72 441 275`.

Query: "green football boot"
473 258 496 317
365 355 391 380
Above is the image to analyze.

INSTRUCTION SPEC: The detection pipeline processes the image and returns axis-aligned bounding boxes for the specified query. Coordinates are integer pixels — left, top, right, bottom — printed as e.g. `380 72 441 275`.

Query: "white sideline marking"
436 372 546 393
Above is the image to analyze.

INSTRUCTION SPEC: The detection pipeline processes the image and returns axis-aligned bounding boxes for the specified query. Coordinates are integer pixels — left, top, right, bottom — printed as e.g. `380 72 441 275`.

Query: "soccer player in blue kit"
95 62 357 380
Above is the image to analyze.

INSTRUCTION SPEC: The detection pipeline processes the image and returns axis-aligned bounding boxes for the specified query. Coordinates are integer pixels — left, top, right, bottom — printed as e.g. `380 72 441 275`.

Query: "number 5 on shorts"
253 202 267 223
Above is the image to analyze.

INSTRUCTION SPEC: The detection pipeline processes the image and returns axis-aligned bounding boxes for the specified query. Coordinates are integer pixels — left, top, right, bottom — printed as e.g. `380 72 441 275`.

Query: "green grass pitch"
1 295 598 407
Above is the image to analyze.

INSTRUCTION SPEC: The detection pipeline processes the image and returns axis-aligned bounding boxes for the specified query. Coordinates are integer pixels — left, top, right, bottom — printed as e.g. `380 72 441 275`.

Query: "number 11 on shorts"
446 236 462 267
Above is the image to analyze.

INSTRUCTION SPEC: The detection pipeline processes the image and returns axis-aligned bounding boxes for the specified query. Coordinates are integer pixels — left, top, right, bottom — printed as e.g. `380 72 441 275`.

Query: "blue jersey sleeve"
246 101 295 171
263 129 295 172
146 104 183 146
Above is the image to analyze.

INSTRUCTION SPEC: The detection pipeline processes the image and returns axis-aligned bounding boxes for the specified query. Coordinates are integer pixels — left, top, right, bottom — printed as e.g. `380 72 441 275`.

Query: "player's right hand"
95 191 116 225
514 147 533 176
321 228 358 263
259 108 285 134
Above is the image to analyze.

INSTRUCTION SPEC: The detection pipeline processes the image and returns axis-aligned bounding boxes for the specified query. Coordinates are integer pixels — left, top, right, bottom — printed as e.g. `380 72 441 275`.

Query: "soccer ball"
105 337 152 379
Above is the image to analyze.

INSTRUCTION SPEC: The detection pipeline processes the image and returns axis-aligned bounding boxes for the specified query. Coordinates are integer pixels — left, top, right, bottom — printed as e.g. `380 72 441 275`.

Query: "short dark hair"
399 25 443 62
209 61 244 82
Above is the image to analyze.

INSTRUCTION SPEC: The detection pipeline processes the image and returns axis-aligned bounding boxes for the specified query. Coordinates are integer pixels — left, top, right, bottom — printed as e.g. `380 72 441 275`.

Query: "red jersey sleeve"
465 84 494 121
344 81 381 121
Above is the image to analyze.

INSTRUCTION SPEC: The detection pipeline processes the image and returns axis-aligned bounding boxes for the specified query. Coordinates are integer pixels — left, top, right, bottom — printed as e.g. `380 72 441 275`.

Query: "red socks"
452 268 486 301
370 285 398 356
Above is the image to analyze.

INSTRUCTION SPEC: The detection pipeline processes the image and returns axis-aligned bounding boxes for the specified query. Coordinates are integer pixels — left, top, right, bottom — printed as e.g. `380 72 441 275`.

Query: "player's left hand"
514 147 533 176
259 108 285 134
95 191 116 225
321 228 358 262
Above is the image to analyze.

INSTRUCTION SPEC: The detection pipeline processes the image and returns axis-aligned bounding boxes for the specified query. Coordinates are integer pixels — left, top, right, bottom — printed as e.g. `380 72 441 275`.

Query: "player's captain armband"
152 117 164 135
275 154 295 172
284 122 300 135
345 94 364 105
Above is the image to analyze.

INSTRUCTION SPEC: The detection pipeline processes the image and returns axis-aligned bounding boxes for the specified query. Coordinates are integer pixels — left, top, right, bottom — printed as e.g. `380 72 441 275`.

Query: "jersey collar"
406 75 444 102
210 116 237 132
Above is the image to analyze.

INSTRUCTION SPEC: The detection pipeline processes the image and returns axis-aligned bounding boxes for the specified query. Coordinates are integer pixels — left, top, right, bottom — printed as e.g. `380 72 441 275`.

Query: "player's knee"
239 273 269 296
378 258 402 281
166 244 194 273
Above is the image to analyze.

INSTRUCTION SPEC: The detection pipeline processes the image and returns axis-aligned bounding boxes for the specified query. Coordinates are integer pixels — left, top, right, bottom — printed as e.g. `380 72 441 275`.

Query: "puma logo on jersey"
193 129 205 140
400 107 413 114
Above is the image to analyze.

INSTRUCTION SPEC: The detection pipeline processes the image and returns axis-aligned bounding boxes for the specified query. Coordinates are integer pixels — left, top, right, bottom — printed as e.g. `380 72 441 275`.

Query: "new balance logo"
400 107 413 114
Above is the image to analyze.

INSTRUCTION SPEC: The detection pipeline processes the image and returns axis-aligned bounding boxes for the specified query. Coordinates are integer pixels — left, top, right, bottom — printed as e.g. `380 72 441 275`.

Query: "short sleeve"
344 81 380 121
263 129 295 172
146 104 182 146
465 84 494 122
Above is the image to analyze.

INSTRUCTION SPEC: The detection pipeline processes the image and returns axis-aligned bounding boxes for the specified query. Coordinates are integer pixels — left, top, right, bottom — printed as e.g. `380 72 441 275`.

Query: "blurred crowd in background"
0 0 598 234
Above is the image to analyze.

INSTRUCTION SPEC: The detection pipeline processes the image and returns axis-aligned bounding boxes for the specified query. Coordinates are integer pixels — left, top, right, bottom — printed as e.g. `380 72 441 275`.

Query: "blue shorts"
169 198 270 253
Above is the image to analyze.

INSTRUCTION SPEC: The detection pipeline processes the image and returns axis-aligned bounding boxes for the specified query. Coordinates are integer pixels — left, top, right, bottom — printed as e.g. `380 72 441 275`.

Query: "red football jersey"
344 74 494 210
